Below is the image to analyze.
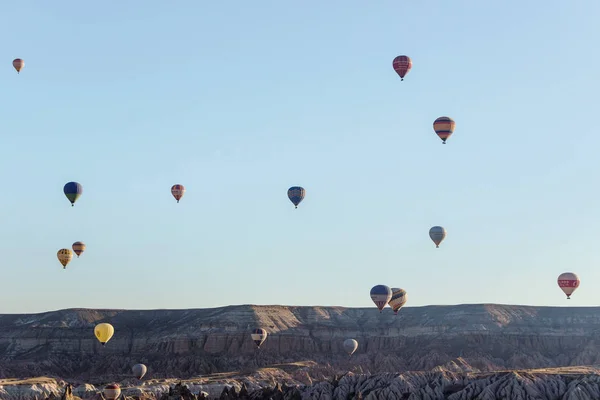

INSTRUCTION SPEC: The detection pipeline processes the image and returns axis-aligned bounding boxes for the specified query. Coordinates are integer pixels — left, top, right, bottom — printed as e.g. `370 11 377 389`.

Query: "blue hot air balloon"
287 186 305 209
370 285 392 313
63 182 83 206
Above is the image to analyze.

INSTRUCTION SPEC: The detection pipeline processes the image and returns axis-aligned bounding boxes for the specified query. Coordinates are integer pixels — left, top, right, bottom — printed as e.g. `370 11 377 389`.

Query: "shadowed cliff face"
0 304 599 381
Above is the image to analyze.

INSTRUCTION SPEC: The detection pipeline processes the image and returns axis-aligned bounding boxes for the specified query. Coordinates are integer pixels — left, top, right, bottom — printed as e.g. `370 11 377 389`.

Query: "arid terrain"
1 304 600 399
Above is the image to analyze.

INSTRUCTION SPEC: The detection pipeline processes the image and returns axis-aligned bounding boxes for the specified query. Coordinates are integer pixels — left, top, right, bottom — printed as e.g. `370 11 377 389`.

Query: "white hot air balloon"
388 288 407 315
429 226 447 248
557 272 580 299
343 339 358 356
132 363 147 379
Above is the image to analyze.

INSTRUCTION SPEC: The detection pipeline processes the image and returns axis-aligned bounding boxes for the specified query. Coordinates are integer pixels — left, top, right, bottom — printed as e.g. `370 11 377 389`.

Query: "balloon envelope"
103 384 121 400
94 323 115 345
171 184 185 203
57 249 73 269
72 241 86 258
392 55 412 80
132 363 147 379
343 338 358 355
63 182 83 206
251 328 267 348
370 285 392 312
557 272 580 299
287 186 305 208
429 226 447 248
389 288 407 314
433 117 455 143
12 58 24 73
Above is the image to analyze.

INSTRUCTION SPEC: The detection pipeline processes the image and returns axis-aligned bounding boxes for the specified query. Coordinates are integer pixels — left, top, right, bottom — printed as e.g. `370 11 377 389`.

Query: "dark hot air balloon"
287 186 305 209
370 285 392 313
251 328 267 348
12 58 24 74
63 182 83 206
392 56 412 81
171 184 185 203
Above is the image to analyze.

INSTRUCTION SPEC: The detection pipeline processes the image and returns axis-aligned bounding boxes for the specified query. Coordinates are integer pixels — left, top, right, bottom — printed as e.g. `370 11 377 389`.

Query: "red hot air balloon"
12 58 24 74
557 272 580 299
392 56 412 81
433 116 455 144
171 184 185 203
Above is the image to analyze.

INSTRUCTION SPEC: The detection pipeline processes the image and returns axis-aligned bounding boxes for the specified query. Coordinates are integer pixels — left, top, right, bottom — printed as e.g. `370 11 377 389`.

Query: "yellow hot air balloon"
72 241 86 258
57 249 73 269
94 323 115 346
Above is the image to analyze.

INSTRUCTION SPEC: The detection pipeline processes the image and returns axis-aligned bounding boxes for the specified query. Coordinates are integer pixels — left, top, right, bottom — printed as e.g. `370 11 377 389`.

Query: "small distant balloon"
63 182 83 206
57 249 73 269
557 272 580 299
171 184 185 203
429 226 447 248
388 288 407 315
12 58 24 74
94 323 115 346
433 117 455 144
343 338 358 356
287 186 305 209
132 363 147 380
103 384 121 400
370 285 392 313
72 242 86 258
251 328 267 348
392 55 412 81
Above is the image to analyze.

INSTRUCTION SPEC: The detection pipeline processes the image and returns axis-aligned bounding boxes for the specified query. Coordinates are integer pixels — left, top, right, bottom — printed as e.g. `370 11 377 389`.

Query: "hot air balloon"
557 272 580 299
251 328 267 348
72 241 86 258
287 186 305 209
370 285 392 313
94 323 115 346
171 184 185 203
12 58 24 74
433 117 455 144
132 363 147 380
57 249 73 269
103 384 121 400
343 338 358 356
389 288 407 315
429 226 447 248
63 182 83 206
392 55 412 81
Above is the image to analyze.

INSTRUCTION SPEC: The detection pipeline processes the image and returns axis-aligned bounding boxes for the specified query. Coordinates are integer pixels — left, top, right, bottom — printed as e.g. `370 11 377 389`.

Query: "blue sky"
0 1 599 313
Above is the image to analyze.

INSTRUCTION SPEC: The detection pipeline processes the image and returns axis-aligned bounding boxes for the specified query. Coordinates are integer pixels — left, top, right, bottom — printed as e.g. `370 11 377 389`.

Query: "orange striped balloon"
12 58 24 74
433 116 455 144
72 241 86 258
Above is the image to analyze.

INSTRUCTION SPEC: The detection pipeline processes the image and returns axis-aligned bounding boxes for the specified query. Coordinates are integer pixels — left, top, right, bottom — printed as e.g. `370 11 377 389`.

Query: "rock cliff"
1 304 599 382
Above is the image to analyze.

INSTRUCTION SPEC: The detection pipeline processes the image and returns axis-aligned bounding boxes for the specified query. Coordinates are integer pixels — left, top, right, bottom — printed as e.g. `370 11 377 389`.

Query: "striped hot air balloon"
103 384 121 400
72 241 86 258
433 117 455 144
171 184 185 203
392 55 412 81
389 288 407 315
251 328 267 348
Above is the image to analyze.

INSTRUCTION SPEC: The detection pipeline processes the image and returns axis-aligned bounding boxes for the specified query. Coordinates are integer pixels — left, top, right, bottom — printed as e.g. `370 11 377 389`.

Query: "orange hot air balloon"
72 242 86 258
12 58 24 74
433 116 455 144
171 184 185 203
392 56 412 81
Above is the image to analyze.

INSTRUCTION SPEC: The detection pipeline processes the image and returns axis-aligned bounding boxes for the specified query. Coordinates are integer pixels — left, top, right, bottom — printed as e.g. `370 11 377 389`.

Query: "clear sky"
0 1 599 313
